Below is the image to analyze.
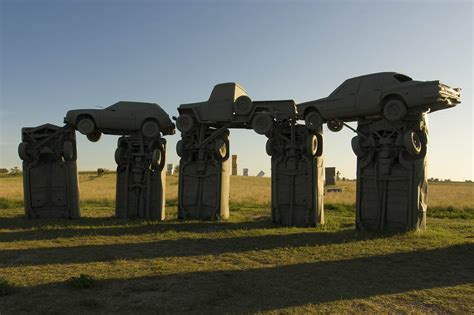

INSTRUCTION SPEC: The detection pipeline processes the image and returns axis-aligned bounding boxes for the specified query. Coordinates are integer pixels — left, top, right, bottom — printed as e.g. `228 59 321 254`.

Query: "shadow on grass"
0 228 381 267
1 244 472 313
0 216 285 242
0 204 354 243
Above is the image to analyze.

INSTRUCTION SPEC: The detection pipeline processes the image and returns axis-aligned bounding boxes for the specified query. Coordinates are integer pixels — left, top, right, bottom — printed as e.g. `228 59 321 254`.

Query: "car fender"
380 89 407 106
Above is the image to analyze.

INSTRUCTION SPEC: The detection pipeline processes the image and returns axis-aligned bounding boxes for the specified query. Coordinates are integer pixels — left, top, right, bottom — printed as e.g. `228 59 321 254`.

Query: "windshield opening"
394 74 412 82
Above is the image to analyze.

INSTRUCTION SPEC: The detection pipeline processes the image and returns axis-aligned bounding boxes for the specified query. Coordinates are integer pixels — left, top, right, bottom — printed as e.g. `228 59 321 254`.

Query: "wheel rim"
305 112 323 130
253 115 272 134
217 141 227 158
387 104 399 116
384 100 406 121
412 133 421 152
177 115 194 133
328 120 343 132
306 135 318 155
234 96 252 115
78 119 94 134
143 121 159 138
152 149 161 167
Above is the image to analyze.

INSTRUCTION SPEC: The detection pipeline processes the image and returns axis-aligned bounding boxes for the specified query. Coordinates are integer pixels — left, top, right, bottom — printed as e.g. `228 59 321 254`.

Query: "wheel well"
303 106 320 117
76 114 94 125
142 117 160 127
179 109 197 119
381 94 406 108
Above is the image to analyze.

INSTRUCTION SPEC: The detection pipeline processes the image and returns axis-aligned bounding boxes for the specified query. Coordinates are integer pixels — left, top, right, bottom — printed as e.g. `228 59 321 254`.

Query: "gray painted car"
297 72 461 132
64 101 175 141
176 82 296 135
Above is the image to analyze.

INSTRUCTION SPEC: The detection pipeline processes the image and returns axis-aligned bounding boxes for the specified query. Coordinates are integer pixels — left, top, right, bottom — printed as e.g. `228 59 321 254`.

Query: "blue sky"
1 0 472 180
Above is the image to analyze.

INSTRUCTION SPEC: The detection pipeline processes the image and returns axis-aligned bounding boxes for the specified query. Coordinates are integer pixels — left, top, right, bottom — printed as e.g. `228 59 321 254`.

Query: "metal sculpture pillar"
18 124 80 219
352 112 428 231
266 122 324 227
115 134 167 220
177 125 230 220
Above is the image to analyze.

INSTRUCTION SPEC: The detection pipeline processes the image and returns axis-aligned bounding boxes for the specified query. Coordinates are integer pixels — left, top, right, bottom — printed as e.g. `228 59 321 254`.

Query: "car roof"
106 101 158 110
345 72 411 81
213 82 248 95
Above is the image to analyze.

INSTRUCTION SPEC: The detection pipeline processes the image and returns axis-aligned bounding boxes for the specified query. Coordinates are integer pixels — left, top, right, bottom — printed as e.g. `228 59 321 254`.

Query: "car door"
100 104 136 131
323 78 361 119
203 99 233 122
355 77 383 116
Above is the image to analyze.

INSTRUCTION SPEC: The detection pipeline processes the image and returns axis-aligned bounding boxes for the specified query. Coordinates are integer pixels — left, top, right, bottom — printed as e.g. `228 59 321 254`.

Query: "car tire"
252 113 274 135
215 138 229 161
151 148 161 169
327 120 343 132
233 95 253 116
176 114 195 133
315 133 323 157
306 134 318 156
351 136 367 158
142 120 161 138
62 141 74 161
305 111 323 131
87 131 101 142
77 116 96 135
176 140 185 157
383 99 407 122
114 147 124 165
265 139 275 156
403 131 422 155
18 142 30 161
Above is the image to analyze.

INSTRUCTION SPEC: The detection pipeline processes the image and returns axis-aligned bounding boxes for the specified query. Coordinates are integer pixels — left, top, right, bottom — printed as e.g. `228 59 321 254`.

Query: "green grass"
0 175 473 313
0 278 16 297
67 274 97 289
0 201 473 313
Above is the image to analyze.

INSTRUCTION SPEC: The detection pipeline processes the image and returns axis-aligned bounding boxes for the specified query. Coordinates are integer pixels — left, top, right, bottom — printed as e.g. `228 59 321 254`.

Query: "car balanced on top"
64 101 175 142
296 72 460 158
297 72 460 132
175 82 300 161
175 82 297 136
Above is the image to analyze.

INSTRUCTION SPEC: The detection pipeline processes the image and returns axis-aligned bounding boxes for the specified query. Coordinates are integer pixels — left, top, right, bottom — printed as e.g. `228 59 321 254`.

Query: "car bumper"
423 85 461 111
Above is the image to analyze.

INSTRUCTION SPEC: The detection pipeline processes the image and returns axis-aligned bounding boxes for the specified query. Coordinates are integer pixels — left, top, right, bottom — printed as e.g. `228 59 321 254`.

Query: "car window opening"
394 74 412 82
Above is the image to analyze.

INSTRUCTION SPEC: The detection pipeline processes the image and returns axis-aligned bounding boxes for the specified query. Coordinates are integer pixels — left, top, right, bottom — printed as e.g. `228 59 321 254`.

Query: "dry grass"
0 173 473 313
1 173 472 211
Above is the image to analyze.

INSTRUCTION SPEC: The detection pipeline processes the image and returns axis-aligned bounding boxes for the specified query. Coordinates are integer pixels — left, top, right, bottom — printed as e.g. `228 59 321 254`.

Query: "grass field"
0 173 473 313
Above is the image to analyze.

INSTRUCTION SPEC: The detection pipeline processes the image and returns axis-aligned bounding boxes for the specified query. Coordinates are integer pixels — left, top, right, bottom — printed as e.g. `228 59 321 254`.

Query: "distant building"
167 164 174 175
232 155 238 175
256 171 265 177
243 168 249 176
325 167 336 186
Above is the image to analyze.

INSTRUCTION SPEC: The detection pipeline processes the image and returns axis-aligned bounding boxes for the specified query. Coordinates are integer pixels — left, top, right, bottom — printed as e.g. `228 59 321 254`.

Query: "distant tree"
0 168 8 174
97 168 108 176
9 167 21 175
